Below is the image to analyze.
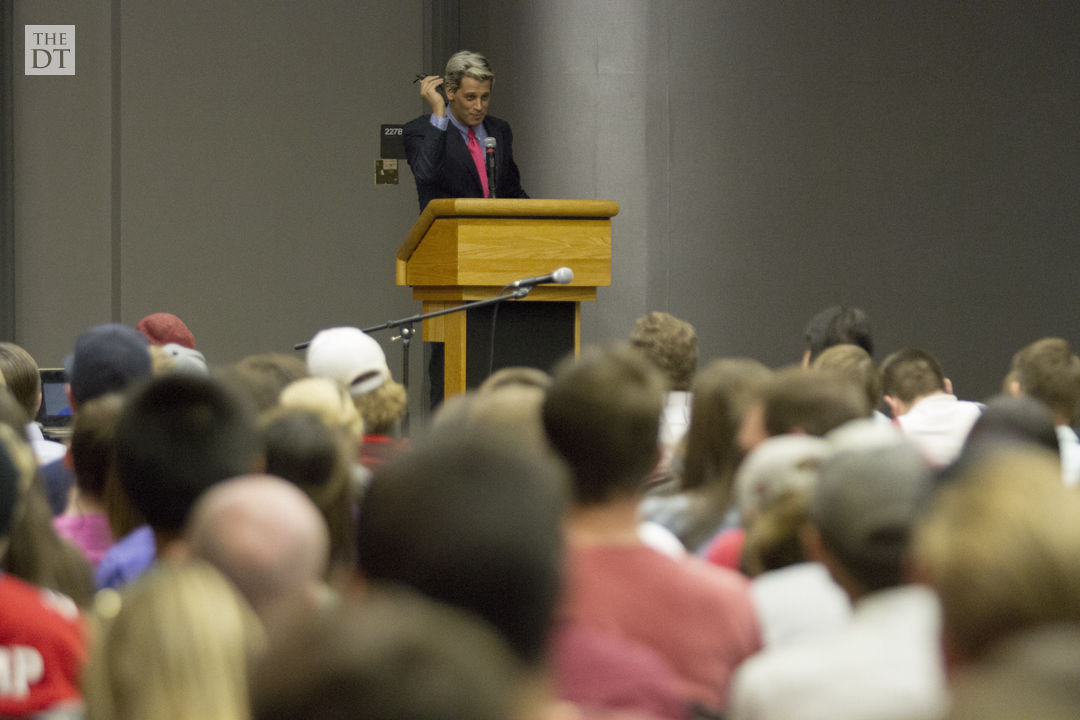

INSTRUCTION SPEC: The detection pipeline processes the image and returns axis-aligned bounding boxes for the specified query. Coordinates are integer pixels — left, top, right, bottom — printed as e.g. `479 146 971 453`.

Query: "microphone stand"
294 286 531 434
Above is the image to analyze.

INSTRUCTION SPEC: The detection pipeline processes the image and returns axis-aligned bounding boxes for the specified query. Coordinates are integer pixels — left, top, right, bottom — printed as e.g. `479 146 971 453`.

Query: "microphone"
506 267 574 289
484 136 497 199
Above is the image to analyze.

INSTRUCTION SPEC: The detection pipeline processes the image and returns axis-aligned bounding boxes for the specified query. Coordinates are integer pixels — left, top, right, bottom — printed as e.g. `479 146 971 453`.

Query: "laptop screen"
35 368 73 428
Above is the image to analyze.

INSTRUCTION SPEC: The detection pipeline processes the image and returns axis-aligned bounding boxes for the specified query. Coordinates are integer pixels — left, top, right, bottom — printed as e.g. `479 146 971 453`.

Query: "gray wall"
15 0 114 352
463 1 1080 401
11 2 1080 415
14 1 426 394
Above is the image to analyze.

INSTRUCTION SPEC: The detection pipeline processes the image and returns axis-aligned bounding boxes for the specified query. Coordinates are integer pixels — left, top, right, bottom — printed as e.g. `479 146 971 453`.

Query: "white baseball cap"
306 327 390 395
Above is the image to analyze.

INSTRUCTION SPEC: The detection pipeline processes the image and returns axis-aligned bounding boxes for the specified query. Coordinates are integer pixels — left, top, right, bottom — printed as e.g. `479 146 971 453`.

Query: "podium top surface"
396 198 620 266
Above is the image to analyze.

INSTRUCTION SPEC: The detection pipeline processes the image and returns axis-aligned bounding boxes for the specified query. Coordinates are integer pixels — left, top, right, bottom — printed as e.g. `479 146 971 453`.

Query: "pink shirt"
52 513 114 570
559 543 761 713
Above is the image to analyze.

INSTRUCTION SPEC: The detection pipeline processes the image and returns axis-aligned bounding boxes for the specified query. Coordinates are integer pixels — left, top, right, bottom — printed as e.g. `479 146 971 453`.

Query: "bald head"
187 474 330 623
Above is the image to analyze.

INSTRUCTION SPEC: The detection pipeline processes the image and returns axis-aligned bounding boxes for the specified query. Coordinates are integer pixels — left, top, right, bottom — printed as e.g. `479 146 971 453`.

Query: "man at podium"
404 50 529 212
404 50 531 407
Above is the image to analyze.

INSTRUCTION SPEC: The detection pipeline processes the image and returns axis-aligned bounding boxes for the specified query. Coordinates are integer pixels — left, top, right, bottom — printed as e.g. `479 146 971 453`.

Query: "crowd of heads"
2 305 1080 719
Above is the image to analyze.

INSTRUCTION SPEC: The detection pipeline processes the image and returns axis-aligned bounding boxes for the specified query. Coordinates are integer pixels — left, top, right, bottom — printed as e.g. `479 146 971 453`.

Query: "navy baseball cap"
64 323 152 405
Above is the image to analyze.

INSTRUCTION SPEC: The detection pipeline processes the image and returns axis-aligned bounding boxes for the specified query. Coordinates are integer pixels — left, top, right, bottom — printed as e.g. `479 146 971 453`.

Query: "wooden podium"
396 198 619 399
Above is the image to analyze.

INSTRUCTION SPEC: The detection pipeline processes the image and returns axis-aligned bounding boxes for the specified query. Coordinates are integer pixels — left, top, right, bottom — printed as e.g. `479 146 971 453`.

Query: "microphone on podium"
484 136 497 199
505 267 574 290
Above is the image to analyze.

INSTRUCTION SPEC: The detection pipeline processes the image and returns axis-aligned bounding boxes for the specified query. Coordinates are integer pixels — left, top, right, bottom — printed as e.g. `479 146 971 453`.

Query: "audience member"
135 312 197 350
353 383 408 469
765 368 870 437
0 342 66 465
801 305 873 366
741 490 810 575
65 323 153 411
880 347 983 467
730 422 947 720
353 432 600 718
1008 337 1080 485
0 425 87 719
913 446 1080 670
431 382 689 560
739 367 869 455
357 433 566 668
306 326 391 392
187 474 333 630
278 376 364 440
701 431 855 640
83 561 265 720
959 394 1059 457
150 342 209 375
305 326 408 471
702 433 836 574
628 311 699 484
733 435 833 538
251 586 523 720
260 407 357 572
215 352 309 413
20 312 1080 720
739 486 852 648
478 365 552 393
428 378 553 462
38 323 152 517
0 406 95 607
642 358 771 553
937 394 1060 487
543 345 760 715
52 393 124 570
812 343 885 422
946 624 1080 720
96 374 258 590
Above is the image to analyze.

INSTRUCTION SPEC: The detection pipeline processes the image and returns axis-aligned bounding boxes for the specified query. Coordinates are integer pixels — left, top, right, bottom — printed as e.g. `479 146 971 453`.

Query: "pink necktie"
467 127 490 198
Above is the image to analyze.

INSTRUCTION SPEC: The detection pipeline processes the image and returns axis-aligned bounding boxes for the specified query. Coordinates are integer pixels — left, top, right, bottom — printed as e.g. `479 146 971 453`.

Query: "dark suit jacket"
403 113 529 212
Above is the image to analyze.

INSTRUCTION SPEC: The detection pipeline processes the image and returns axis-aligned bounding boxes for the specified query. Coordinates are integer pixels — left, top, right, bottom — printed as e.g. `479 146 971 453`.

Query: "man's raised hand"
419 75 446 116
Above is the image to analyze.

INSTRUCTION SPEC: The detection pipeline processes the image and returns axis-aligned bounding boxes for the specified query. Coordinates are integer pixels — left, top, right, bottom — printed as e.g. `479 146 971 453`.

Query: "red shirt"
0 574 86 717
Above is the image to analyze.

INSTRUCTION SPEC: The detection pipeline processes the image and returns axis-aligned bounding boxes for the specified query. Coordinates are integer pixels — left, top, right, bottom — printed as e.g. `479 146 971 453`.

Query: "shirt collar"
446 111 487 145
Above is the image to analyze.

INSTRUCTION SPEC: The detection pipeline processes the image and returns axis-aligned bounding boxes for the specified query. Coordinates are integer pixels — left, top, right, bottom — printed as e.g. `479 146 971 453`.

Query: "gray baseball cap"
811 419 932 590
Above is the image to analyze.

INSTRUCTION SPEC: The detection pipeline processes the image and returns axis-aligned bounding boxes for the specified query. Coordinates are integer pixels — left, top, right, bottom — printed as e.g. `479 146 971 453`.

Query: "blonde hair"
85 562 265 720
443 50 493 94
812 343 880 414
741 488 812 577
628 311 698 392
279 377 363 439
351 379 406 435
914 447 1080 663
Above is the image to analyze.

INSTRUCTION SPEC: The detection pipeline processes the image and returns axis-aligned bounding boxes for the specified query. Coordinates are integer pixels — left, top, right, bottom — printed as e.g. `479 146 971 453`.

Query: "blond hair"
628 311 698 392
279 377 363 439
914 447 1080 663
443 50 494 94
350 379 406 435
85 562 265 720
812 343 880 415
